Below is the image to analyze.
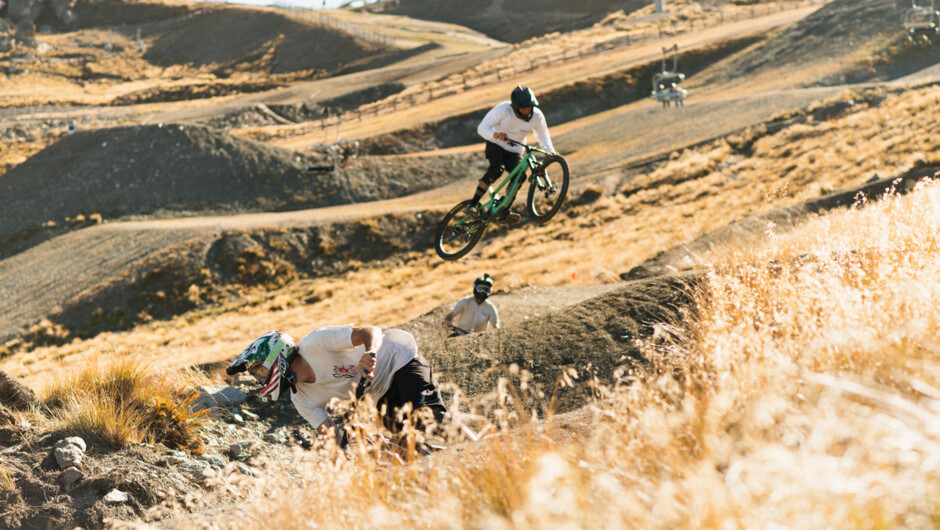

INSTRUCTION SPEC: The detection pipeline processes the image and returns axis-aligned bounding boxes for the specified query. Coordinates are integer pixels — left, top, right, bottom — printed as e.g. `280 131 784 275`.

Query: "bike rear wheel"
526 155 570 224
435 200 487 260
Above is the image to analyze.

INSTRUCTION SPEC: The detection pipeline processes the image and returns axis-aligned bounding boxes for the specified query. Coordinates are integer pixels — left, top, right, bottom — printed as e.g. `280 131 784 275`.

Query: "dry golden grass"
41 358 208 451
0 466 14 493
167 180 939 528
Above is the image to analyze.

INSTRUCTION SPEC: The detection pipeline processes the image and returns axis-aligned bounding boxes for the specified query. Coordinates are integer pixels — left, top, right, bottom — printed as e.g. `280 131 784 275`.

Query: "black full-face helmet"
510 86 539 121
474 273 494 299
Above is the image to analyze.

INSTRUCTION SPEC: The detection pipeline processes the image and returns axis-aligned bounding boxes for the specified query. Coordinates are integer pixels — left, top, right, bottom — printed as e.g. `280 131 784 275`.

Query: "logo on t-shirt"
333 364 358 378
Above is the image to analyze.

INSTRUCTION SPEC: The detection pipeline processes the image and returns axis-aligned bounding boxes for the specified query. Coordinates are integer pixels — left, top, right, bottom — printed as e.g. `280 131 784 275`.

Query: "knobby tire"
526 155 570 224
435 199 487 260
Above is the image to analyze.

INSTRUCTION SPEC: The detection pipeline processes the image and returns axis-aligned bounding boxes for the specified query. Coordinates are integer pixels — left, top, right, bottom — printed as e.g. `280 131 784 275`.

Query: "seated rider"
465 86 556 221
442 274 500 337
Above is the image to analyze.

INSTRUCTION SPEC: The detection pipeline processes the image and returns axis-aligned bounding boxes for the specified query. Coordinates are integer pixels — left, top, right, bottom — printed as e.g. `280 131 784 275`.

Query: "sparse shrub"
43 359 207 451
25 318 70 347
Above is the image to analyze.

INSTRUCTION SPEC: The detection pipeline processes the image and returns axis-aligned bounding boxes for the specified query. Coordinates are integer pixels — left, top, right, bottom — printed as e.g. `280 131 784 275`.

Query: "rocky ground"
0 371 320 529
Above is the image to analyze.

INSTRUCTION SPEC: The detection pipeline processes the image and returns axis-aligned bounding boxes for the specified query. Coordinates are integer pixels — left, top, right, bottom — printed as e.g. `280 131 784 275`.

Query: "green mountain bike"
434 139 570 260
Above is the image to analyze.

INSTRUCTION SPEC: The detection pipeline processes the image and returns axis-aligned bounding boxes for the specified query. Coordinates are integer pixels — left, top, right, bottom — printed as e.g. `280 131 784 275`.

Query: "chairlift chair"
651 44 688 107
904 0 939 44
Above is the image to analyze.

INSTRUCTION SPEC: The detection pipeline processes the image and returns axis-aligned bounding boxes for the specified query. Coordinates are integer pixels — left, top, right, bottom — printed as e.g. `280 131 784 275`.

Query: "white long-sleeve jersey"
477 102 555 154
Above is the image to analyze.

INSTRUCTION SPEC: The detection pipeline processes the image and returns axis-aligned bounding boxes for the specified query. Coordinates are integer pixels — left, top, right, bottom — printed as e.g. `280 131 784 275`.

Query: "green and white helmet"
226 331 297 400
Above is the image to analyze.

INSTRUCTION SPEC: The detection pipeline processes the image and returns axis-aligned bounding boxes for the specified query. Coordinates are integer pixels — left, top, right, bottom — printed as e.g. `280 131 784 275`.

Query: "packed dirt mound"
0 124 486 257
71 0 195 29
394 0 648 43
16 210 445 344
140 7 387 76
397 283 623 347
421 272 702 412
0 370 42 411
698 0 940 85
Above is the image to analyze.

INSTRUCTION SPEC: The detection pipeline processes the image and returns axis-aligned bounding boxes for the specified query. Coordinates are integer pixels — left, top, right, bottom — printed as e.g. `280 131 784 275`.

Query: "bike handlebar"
447 324 470 336
504 138 552 156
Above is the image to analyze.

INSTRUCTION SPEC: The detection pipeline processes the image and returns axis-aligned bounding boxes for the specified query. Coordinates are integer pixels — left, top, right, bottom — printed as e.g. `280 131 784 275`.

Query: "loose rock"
103 489 128 504
59 467 83 491
193 385 248 413
53 437 86 469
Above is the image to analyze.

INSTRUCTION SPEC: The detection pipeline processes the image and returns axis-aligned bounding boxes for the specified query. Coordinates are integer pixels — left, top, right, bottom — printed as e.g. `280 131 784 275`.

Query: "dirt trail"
275 5 821 149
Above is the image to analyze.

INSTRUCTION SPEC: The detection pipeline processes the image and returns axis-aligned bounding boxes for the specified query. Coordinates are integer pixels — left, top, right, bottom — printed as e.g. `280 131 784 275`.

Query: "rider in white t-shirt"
226 325 448 445
465 85 556 223
442 274 500 337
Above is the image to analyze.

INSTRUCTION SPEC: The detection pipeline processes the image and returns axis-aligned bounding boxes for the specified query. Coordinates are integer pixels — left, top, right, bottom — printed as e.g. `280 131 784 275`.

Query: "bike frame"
479 141 551 220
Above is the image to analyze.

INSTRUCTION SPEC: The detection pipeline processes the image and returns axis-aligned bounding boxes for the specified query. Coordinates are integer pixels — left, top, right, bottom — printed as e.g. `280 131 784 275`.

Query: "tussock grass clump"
174 183 938 528
42 358 207 451
0 466 14 493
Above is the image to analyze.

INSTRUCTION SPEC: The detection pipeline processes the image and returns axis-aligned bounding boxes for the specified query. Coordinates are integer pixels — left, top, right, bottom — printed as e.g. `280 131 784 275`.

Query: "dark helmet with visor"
510 86 539 121
474 273 494 298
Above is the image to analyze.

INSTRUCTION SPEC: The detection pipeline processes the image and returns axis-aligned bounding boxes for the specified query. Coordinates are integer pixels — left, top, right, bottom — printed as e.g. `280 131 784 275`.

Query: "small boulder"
53 437 86 469
59 467 83 491
193 385 247 413
191 465 217 482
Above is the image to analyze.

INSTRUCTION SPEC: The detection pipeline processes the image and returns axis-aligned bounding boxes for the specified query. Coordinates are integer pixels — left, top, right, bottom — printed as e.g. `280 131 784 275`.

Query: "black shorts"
376 354 448 434
482 141 523 185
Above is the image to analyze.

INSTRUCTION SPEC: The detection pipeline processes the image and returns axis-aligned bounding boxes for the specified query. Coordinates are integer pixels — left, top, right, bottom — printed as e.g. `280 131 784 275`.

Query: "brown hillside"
0 125 486 257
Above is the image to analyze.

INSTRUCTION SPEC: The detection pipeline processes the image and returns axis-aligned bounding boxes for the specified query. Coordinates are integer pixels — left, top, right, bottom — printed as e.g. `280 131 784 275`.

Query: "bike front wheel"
435 200 487 260
526 155 570 224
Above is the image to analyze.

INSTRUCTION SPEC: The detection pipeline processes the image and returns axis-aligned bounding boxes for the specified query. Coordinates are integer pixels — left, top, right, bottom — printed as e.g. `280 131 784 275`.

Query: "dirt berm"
419 272 702 414
0 272 697 528
70 0 392 77
0 124 485 258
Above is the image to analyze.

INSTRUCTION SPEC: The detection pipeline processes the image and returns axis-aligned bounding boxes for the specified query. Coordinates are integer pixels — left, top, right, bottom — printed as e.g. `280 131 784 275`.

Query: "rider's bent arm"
442 311 457 328
477 105 503 142
350 326 382 353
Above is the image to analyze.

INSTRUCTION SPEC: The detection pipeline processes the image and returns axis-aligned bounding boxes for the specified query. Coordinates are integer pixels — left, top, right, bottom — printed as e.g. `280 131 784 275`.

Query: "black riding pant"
376 354 448 434
481 141 522 185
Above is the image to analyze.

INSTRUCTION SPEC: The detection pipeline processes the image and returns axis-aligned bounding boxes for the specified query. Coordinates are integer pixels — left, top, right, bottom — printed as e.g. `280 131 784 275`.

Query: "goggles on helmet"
227 331 298 401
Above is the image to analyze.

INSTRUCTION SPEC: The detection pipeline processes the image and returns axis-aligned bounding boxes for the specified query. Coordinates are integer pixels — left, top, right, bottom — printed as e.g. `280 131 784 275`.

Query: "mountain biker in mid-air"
465 86 556 224
442 274 500 337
